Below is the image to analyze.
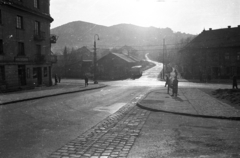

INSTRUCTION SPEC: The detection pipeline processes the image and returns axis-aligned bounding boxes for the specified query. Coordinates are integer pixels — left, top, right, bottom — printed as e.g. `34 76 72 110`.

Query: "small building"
178 25 240 80
0 0 56 92
53 46 94 78
97 52 138 80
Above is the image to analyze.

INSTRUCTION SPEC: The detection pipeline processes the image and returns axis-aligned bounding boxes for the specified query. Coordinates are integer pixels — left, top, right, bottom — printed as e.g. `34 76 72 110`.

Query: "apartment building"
0 0 56 91
178 25 240 80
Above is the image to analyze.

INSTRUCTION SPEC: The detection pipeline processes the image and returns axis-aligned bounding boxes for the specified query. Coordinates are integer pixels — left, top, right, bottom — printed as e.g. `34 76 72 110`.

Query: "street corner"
136 88 195 114
137 87 181 104
136 89 171 110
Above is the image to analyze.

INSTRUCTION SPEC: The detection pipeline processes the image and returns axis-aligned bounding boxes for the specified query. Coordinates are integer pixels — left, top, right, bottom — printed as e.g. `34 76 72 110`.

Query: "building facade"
97 52 138 80
178 26 240 80
0 0 56 91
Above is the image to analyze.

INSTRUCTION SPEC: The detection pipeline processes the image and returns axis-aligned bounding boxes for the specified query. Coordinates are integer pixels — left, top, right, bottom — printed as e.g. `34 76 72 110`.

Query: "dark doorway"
18 65 26 86
37 67 42 85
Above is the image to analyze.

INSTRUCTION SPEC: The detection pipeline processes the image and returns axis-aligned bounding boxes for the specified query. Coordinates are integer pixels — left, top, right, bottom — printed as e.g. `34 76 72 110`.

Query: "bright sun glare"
127 0 171 28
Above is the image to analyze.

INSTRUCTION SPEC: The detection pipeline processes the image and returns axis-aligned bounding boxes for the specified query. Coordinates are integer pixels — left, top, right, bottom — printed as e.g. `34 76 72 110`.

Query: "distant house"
112 45 142 64
178 25 240 80
53 46 93 78
97 52 138 80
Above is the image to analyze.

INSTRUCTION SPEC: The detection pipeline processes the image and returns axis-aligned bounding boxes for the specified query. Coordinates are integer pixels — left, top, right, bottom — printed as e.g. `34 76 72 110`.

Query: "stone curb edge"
0 84 108 106
136 91 240 121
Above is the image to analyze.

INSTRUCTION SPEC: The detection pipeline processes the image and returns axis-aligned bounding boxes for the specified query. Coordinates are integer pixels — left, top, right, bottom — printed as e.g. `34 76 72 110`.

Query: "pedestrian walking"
232 74 238 89
84 75 88 87
174 69 178 77
165 74 169 87
58 75 61 83
172 76 178 97
54 74 58 85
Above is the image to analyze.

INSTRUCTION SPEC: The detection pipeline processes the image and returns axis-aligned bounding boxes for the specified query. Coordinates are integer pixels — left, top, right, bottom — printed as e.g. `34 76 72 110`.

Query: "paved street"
49 98 150 158
1 56 240 158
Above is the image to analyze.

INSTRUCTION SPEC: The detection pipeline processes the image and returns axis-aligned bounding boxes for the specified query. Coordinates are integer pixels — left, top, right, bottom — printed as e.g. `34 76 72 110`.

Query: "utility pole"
162 38 165 79
93 34 99 84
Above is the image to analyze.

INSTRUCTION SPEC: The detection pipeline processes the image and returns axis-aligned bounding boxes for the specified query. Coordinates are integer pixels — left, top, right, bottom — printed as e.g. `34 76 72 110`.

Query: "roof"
182 26 240 50
112 53 136 63
128 55 140 62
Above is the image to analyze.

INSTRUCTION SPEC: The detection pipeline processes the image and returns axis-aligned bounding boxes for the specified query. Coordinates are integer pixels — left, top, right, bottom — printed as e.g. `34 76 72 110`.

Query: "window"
18 42 25 56
0 40 3 54
44 67 47 77
0 9 2 24
34 21 40 35
237 52 240 61
34 0 39 9
16 15 23 29
224 52 229 60
0 65 5 83
36 45 41 55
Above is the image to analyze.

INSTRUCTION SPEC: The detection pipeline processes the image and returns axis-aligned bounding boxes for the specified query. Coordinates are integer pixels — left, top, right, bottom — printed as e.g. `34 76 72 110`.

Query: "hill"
50 21 195 54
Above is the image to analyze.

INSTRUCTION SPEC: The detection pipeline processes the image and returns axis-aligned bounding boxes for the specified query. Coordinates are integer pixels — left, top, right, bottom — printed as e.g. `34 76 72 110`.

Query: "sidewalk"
0 79 107 105
137 87 240 120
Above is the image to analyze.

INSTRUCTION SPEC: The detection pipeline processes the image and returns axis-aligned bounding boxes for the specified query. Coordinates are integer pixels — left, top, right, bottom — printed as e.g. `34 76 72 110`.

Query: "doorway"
37 67 42 85
18 65 26 86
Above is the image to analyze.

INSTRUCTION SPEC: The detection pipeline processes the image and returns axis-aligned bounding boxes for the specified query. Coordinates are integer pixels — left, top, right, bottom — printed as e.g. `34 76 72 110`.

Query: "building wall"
98 53 135 80
0 0 54 91
180 47 240 80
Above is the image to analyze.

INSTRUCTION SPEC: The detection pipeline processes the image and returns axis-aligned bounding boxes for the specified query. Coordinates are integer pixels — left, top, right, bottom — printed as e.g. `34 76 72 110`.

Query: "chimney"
228 26 231 28
238 25 240 28
209 28 212 31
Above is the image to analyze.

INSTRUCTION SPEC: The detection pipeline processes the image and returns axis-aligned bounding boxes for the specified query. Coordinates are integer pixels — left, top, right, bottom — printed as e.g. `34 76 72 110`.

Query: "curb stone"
136 90 240 121
0 84 107 105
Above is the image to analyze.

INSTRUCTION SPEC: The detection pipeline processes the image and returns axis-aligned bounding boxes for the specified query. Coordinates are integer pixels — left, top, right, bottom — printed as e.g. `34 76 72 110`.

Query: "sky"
50 0 240 35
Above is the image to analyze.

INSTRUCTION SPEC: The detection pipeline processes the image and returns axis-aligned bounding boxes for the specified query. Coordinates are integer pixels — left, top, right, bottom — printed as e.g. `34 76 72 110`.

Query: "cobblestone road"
49 96 150 158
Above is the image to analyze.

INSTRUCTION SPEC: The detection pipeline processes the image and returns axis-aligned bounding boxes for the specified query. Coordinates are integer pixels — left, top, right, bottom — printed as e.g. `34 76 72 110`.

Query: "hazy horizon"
50 0 240 35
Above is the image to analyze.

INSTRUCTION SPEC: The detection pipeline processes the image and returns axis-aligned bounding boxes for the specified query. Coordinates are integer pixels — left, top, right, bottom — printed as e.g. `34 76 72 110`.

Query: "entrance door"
37 67 42 85
18 65 26 86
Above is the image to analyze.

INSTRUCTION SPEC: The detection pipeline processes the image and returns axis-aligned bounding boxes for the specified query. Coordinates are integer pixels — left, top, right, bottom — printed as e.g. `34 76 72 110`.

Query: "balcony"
50 34 58 44
33 30 45 41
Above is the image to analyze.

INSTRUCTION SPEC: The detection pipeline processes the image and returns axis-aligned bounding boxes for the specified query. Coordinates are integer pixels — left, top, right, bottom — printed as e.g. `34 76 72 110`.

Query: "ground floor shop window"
33 68 37 78
44 67 47 77
27 68 30 78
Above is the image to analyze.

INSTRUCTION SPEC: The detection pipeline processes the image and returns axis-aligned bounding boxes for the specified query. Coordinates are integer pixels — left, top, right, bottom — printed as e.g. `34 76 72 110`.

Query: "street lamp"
162 38 165 80
93 34 100 84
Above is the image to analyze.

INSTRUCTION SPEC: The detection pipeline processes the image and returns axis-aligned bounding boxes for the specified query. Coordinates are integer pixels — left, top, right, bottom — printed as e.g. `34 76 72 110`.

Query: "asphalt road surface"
0 55 163 158
1 55 238 158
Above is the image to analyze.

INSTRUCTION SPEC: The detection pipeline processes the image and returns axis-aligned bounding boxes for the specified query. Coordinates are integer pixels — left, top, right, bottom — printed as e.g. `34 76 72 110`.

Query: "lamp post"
93 34 100 84
162 38 165 79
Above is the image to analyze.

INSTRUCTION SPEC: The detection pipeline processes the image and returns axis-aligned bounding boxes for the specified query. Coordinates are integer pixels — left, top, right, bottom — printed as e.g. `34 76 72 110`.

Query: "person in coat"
172 76 178 97
232 75 238 89
165 74 169 87
84 75 89 87
54 74 58 85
